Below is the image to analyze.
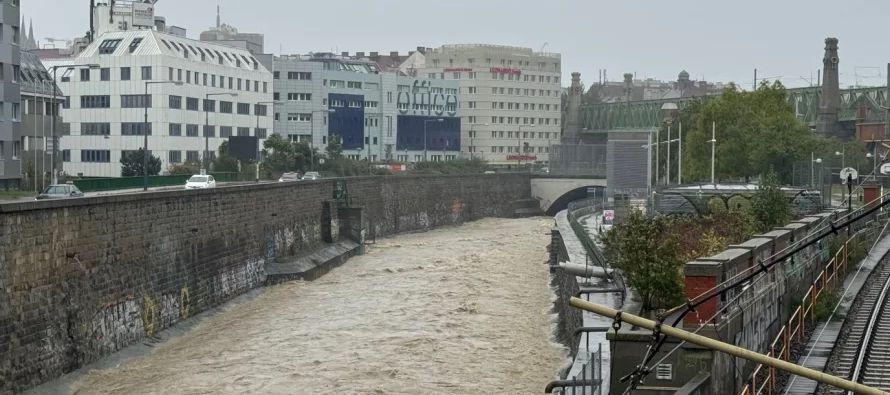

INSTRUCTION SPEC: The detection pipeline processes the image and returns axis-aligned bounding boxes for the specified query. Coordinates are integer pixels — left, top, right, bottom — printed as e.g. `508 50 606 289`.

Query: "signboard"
444 67 473 73
227 136 259 162
490 67 521 75
840 167 859 183
882 164 890 175
603 210 615 225
506 155 537 161
132 2 156 27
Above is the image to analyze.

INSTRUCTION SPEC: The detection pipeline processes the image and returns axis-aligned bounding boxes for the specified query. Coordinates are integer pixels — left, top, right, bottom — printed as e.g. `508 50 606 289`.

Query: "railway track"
825 255 890 394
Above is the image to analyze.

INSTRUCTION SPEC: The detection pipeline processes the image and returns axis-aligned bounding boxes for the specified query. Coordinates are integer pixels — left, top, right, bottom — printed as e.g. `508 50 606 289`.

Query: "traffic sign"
603 210 615 224
882 163 890 175
840 167 859 184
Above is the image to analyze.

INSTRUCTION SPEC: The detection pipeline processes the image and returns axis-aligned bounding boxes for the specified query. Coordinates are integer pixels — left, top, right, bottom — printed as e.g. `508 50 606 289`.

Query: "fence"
550 144 607 177
545 340 604 395
739 223 881 395
72 172 242 192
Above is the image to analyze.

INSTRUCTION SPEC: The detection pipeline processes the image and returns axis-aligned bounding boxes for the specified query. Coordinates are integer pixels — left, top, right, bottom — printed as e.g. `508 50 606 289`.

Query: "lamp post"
836 147 845 204
203 92 238 173
661 103 678 185
709 121 717 186
811 153 822 188
310 109 336 172
143 80 183 191
423 118 444 162
51 63 100 184
517 125 534 168
468 123 490 160
254 101 280 182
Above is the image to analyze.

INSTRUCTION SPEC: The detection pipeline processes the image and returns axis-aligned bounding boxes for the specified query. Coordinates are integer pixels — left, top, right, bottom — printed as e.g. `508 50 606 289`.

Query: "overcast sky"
22 0 890 89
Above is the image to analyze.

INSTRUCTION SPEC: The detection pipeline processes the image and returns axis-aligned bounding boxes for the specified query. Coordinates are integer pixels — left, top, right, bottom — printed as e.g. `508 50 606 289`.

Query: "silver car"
36 184 85 200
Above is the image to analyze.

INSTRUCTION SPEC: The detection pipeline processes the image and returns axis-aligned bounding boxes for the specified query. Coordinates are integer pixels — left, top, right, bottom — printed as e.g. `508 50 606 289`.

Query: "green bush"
814 290 842 322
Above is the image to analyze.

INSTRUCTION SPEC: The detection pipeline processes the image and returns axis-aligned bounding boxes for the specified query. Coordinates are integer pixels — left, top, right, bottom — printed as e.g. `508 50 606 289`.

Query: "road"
67 217 566 395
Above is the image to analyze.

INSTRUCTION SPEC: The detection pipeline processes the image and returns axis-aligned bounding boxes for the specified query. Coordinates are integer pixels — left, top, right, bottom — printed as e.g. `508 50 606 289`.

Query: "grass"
0 190 35 201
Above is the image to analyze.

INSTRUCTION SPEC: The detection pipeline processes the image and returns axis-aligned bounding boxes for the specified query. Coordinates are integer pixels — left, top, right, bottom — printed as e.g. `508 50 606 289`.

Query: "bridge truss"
580 86 890 131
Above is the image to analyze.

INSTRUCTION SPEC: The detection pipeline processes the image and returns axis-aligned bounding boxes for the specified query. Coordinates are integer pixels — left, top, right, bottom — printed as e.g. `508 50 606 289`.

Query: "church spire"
216 5 220 28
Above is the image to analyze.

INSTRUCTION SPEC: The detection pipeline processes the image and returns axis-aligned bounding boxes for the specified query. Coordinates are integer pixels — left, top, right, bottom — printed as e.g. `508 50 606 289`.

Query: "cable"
782 220 890 395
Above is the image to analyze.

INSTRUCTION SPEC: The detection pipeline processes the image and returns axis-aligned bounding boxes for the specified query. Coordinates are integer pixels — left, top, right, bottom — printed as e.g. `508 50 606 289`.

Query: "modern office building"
46 29 273 178
414 44 562 166
0 0 22 190
273 53 460 163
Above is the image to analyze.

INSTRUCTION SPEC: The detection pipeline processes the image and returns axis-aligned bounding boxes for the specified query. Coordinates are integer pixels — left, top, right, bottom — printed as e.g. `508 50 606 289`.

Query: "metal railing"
72 172 242 192
739 223 882 395
546 337 603 395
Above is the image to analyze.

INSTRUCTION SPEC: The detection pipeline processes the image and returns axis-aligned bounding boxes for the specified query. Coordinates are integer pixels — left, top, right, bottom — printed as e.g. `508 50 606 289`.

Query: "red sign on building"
506 154 537 161
490 67 522 75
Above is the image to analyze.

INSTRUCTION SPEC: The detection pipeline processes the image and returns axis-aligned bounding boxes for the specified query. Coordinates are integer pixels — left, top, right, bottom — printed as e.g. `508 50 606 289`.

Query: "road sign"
882 163 890 175
840 167 859 184
603 210 615 224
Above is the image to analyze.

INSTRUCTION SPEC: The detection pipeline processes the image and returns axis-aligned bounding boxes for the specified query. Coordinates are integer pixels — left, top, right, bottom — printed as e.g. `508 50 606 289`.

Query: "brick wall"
0 173 531 393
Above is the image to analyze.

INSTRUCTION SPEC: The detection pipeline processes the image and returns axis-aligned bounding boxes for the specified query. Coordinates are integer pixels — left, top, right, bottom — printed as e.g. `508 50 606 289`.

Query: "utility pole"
666 123 672 185
710 122 716 186
678 121 683 184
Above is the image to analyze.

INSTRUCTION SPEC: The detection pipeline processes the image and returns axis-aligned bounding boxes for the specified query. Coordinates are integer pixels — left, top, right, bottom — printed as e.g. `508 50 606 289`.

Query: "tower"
562 72 583 144
623 73 633 102
216 5 220 28
817 37 840 136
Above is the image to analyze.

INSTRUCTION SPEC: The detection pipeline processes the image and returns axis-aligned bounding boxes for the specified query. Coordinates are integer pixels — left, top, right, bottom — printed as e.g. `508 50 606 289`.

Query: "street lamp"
311 109 336 171
51 63 100 184
811 153 822 188
708 122 717 186
143 80 183 191
661 103 678 185
255 101 280 182
468 123 489 160
204 92 238 173
517 124 535 168
423 118 444 162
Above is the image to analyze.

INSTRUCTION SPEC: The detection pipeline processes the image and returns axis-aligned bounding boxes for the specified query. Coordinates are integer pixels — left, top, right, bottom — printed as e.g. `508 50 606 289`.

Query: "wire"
782 220 890 395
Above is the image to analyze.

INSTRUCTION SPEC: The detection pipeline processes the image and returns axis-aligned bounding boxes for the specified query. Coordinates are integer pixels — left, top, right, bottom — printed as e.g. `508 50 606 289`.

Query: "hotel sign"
490 67 521 75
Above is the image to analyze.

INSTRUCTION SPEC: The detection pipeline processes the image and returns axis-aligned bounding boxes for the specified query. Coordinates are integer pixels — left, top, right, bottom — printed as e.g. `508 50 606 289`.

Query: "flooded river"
71 218 567 394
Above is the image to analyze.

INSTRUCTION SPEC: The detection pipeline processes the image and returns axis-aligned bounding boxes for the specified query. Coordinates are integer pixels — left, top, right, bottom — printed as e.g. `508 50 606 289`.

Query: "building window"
219 126 232 138
274 113 279 121
220 101 233 113
186 124 199 137
186 97 199 111
168 150 182 164
62 149 70 162
237 103 250 115
169 95 182 109
273 71 280 79
98 39 121 54
80 68 91 81
121 94 151 108
273 92 280 101
255 128 267 139
237 78 242 90
186 150 200 162
62 96 70 109
121 122 152 136
347 81 362 89
82 122 111 135
287 93 312 101
203 125 216 137
80 95 110 108
263 82 268 93
255 104 268 116
287 72 311 80
237 127 250 137
287 113 311 122
203 99 216 112
81 150 111 163
100 67 110 81
329 80 345 89
169 123 182 136
140 66 152 80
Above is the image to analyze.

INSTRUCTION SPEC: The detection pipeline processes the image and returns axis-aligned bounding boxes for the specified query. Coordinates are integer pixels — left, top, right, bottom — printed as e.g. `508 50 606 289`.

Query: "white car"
185 175 216 189
278 172 301 182
301 172 320 181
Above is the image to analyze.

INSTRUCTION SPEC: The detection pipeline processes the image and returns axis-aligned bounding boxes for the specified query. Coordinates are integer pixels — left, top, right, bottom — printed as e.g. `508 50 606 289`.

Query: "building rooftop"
433 43 561 58
73 30 268 73
20 51 62 97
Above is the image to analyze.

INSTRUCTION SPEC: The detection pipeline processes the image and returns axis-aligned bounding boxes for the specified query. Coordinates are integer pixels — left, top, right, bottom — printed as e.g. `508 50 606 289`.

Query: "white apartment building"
415 44 562 166
47 29 273 178
274 54 460 163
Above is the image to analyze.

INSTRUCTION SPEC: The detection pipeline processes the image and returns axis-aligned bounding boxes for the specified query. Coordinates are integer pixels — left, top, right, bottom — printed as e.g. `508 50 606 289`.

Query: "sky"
22 0 890 89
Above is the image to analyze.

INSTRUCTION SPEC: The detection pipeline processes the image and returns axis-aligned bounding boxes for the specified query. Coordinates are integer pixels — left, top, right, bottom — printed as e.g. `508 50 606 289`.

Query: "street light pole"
143 80 182 191
678 120 683 184
203 92 238 173
666 122 672 185
709 121 717 186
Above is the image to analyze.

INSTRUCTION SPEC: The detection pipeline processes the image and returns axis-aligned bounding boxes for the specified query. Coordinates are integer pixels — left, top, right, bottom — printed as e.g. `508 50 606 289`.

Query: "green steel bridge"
580 85 890 131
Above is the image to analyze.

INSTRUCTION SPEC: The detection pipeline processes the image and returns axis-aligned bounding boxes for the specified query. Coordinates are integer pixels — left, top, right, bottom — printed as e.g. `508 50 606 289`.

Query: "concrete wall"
0 173 531 393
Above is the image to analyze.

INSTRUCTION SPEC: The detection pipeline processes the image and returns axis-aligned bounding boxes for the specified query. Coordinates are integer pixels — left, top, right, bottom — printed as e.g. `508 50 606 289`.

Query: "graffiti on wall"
396 80 458 117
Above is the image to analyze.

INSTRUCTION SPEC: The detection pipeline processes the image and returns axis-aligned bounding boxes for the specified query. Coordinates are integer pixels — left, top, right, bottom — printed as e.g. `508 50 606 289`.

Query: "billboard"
228 136 259 162
132 2 156 27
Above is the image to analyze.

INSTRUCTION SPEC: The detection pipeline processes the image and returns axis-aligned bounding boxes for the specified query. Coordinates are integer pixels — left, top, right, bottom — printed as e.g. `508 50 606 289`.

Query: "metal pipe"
568 297 889 395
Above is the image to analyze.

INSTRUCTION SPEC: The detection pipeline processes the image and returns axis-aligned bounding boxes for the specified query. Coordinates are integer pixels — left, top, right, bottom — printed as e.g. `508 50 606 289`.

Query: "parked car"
278 172 301 182
36 184 84 200
301 172 321 181
185 175 216 189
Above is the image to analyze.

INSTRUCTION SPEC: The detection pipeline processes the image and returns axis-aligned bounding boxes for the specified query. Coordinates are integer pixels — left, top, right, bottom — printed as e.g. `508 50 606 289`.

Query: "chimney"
356 52 365 58
817 37 841 137
341 51 349 57
390 51 399 57
370 51 378 57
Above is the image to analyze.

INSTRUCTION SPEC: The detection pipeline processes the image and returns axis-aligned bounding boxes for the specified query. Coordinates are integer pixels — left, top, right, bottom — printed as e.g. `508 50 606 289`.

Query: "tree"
751 170 791 231
120 148 161 177
213 141 240 173
602 211 685 311
680 82 819 184
326 135 343 159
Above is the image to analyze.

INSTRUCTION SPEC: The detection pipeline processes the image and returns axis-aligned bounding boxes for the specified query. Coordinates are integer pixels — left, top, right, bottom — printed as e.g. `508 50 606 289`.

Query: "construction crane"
539 42 549 53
